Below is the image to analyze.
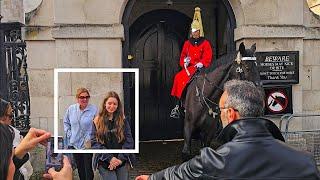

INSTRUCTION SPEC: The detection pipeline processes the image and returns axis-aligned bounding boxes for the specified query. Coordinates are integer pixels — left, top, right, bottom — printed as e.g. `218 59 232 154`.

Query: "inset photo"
54 68 139 153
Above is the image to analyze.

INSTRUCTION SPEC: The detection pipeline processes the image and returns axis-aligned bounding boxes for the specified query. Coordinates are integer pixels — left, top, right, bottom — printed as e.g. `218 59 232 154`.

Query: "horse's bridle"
234 52 257 79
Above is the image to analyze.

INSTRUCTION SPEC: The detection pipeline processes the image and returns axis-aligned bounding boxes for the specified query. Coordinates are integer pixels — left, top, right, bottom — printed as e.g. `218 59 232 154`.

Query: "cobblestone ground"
128 140 203 180
30 140 202 180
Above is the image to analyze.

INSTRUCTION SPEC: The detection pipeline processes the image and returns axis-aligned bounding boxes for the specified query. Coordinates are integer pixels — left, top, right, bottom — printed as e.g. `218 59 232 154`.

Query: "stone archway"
122 0 237 140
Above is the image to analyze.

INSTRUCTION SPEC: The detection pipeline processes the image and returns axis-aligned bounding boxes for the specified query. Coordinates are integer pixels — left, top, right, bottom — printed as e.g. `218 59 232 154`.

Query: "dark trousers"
98 165 129 180
73 153 94 180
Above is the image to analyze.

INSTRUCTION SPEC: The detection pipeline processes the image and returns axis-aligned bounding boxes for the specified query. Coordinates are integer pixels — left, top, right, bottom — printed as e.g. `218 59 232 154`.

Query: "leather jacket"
149 118 320 180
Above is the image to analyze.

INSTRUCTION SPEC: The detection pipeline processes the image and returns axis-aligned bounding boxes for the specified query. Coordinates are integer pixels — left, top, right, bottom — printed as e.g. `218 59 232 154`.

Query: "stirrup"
170 105 180 119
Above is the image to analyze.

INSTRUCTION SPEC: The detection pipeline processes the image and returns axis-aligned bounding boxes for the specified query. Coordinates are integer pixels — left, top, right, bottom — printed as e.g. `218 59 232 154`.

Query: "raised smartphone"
45 136 64 172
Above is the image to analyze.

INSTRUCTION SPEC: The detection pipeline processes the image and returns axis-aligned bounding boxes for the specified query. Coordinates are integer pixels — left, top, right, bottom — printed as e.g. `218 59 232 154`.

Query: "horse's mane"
211 51 237 69
200 51 238 101
186 51 238 106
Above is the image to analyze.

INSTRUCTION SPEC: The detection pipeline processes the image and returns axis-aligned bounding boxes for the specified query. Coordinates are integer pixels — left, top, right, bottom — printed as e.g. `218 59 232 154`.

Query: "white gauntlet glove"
195 62 203 69
184 56 191 67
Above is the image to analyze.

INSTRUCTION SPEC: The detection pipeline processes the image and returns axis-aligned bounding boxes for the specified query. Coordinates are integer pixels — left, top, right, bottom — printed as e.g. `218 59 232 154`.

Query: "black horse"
181 42 261 160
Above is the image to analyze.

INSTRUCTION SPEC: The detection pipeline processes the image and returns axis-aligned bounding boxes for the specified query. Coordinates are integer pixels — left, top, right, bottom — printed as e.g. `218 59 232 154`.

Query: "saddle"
170 69 205 119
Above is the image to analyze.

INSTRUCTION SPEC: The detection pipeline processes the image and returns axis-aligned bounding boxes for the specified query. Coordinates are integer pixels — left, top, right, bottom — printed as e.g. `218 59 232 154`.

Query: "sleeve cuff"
13 153 29 169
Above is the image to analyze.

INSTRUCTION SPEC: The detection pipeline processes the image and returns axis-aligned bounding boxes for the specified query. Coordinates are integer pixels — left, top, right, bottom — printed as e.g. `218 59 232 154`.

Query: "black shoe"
170 105 180 119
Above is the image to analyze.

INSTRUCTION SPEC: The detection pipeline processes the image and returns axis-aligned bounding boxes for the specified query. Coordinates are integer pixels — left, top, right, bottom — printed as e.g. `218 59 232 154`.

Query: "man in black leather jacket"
136 80 320 180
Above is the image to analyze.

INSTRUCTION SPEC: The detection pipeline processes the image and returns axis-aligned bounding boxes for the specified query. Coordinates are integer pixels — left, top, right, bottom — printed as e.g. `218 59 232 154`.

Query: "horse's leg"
182 116 193 161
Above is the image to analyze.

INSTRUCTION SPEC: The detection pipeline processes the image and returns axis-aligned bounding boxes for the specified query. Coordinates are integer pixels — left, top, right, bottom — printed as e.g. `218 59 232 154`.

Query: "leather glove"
195 62 203 69
184 56 190 67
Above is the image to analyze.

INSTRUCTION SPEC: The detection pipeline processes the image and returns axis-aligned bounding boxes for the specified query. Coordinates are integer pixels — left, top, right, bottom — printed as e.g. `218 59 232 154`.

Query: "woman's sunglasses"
78 96 90 100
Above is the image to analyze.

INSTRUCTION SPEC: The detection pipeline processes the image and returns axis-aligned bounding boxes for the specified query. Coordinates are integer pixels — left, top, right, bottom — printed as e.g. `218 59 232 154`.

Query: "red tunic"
171 39 213 99
171 39 212 99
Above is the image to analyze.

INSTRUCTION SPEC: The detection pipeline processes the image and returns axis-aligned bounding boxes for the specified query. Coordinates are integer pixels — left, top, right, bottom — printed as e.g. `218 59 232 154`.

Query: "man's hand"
15 128 51 159
43 156 73 180
195 62 203 69
135 175 150 180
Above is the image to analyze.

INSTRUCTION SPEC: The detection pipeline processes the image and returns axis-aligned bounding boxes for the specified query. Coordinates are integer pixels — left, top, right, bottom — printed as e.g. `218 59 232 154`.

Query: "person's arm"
63 108 71 147
147 147 224 180
122 119 134 149
15 128 51 159
118 119 134 163
199 40 213 68
179 41 189 68
13 153 29 169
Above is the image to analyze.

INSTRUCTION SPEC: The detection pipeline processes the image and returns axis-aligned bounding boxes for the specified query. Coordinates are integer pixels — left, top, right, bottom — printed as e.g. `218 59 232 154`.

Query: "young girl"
91 91 134 180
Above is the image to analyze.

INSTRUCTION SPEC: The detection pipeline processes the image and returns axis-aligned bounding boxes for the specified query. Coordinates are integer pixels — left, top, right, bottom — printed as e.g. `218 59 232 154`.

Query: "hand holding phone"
45 137 64 172
43 155 73 180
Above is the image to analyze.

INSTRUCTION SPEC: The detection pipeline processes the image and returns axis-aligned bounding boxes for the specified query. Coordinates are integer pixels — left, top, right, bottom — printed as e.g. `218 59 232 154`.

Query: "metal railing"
0 22 30 134
280 113 320 165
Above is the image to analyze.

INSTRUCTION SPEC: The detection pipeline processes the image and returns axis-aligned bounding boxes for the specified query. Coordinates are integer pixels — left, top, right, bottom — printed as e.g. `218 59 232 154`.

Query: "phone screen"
45 137 64 172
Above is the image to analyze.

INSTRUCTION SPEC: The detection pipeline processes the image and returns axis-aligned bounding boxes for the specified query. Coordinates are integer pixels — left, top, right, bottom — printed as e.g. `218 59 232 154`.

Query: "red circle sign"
266 91 288 113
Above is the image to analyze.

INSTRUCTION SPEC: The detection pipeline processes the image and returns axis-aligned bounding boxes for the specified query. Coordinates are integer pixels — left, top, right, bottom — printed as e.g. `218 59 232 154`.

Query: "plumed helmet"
191 7 204 37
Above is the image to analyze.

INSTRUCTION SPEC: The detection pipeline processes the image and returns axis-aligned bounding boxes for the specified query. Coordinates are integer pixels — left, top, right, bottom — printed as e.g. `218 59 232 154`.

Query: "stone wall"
57 72 123 136
0 0 24 23
230 0 320 115
3 0 317 135
25 0 125 135
1 0 318 178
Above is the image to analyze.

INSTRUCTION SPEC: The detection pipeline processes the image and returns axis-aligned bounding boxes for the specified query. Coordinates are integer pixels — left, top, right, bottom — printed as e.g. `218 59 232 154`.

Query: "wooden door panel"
132 22 185 140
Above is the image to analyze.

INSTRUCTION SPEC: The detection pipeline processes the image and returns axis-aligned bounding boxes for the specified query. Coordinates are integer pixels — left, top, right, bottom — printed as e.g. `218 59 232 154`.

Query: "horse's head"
229 42 261 86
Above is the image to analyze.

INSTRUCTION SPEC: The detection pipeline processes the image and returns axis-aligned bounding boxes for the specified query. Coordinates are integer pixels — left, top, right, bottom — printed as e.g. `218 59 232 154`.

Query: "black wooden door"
131 22 184 140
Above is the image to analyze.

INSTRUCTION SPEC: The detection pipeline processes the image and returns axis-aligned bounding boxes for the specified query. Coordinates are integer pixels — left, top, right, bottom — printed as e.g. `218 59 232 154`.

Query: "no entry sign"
264 86 292 115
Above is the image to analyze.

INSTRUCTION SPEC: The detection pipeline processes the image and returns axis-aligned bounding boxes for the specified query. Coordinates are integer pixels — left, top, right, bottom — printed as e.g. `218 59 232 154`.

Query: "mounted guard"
170 7 213 118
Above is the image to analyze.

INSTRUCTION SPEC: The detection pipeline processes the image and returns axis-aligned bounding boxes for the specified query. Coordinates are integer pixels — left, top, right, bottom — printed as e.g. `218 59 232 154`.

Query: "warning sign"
264 86 292 115
267 91 288 113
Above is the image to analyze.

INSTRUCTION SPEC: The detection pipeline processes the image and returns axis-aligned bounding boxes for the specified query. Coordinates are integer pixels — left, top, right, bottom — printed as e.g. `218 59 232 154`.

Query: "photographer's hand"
43 156 73 180
15 128 51 159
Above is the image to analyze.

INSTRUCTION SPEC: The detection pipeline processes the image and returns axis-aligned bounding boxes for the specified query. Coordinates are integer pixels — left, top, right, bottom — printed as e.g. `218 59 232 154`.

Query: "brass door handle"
128 55 134 61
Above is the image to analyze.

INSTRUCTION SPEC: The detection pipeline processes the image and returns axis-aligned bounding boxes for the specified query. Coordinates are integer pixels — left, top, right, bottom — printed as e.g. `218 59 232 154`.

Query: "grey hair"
223 80 265 117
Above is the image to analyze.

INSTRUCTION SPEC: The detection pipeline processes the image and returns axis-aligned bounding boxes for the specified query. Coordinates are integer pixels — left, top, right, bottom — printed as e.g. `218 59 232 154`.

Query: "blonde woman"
63 88 98 180
91 91 134 180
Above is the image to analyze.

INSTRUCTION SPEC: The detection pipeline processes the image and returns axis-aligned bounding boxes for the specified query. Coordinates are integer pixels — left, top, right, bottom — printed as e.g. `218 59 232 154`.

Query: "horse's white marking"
241 57 256 61
236 51 241 64
236 67 243 73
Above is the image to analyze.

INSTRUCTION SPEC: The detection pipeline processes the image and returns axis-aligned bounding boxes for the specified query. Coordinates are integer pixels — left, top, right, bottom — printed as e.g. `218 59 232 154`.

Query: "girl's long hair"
95 91 125 144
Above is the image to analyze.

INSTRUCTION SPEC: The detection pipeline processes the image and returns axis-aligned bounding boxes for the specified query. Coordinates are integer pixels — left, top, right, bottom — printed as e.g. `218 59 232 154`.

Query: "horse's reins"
194 74 221 118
